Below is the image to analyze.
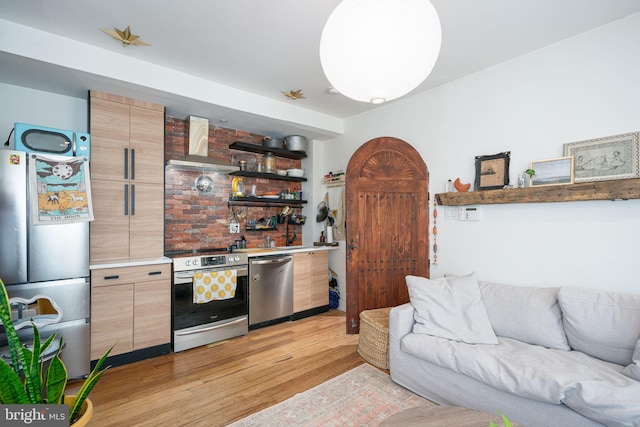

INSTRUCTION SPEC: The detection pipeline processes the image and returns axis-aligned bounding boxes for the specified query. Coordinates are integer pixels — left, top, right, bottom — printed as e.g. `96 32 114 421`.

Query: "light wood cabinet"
91 282 134 359
293 251 329 313
90 264 171 360
89 91 165 263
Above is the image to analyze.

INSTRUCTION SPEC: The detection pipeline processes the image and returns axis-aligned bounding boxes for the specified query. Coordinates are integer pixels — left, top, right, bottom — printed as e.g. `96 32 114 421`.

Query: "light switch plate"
229 223 240 233
445 207 458 220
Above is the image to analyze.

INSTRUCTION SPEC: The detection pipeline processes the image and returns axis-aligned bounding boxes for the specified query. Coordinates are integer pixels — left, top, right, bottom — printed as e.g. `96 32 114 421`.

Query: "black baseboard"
91 343 171 369
248 315 290 330
248 306 331 330
291 305 329 321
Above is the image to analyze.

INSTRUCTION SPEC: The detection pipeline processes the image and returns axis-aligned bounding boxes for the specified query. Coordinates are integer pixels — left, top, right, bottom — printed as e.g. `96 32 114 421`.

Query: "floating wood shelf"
229 170 307 182
229 141 307 159
435 178 640 206
228 196 307 208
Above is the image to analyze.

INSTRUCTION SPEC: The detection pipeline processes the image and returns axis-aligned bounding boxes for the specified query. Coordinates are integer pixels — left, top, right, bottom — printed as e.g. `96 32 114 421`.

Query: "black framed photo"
474 151 510 190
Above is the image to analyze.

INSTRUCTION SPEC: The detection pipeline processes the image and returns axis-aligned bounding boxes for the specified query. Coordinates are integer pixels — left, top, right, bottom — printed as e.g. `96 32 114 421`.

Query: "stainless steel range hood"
165 155 239 174
165 116 239 174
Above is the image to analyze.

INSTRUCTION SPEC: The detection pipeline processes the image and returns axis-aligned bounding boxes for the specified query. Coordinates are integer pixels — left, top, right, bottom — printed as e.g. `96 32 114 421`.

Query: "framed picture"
562 132 640 183
530 156 574 187
474 151 510 190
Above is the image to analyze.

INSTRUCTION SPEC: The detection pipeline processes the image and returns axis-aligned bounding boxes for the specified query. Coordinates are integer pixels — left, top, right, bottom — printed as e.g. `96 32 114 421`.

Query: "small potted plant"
518 168 535 188
0 278 113 426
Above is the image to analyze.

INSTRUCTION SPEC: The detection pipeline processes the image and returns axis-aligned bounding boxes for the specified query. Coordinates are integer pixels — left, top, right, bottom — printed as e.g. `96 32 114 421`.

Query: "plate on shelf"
261 195 280 199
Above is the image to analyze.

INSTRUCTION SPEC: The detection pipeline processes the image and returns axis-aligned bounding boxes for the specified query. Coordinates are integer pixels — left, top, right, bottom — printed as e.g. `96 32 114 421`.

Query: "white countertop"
89 246 338 269
237 245 339 257
90 256 173 270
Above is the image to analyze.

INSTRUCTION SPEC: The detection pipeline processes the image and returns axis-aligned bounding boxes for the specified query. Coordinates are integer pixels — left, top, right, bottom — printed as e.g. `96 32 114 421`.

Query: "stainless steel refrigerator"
0 149 90 378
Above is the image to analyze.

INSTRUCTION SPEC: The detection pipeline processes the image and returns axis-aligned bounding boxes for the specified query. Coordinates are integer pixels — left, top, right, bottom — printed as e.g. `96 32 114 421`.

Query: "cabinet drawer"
91 264 171 287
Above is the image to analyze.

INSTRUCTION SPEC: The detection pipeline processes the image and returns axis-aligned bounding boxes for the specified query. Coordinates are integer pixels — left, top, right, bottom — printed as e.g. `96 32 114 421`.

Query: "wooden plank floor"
71 311 364 426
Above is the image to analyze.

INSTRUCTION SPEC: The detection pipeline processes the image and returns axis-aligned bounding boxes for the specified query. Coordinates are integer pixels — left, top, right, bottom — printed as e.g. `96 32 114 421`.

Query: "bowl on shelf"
276 169 287 176
287 168 305 177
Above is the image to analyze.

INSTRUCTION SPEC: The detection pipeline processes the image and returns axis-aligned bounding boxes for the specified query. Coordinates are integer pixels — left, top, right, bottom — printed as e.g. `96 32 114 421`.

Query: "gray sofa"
389 274 640 427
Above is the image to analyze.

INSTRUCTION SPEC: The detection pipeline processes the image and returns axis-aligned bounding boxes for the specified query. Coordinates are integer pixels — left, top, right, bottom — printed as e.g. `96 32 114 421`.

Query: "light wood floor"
72 311 364 426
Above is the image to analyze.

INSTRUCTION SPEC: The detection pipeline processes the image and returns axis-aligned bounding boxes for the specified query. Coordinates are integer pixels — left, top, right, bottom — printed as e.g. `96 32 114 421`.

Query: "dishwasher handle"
250 256 292 265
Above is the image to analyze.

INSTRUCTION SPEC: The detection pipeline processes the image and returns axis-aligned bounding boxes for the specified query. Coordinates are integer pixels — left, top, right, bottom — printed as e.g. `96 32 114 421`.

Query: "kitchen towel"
193 270 237 303
28 154 94 225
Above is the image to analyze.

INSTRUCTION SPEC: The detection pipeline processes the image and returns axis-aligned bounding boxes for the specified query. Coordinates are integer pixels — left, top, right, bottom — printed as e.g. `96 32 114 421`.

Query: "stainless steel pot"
284 135 307 153
263 136 284 149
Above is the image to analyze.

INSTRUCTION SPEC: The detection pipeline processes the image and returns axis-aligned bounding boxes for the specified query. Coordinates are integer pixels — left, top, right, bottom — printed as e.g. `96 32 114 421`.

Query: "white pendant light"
320 0 441 104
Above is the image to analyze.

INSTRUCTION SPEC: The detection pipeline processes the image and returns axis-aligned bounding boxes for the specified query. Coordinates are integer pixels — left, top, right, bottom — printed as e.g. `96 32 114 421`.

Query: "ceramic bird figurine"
454 178 471 192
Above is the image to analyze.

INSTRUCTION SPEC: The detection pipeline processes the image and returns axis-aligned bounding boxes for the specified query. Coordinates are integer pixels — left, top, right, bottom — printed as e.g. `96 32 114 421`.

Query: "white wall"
321 13 640 295
0 83 88 144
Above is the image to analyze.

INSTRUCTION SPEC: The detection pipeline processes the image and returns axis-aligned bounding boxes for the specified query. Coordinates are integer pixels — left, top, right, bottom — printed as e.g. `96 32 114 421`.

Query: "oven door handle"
174 318 246 336
174 267 248 283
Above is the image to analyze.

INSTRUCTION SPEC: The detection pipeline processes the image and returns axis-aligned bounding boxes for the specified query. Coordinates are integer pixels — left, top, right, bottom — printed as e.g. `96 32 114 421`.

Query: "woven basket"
357 307 392 369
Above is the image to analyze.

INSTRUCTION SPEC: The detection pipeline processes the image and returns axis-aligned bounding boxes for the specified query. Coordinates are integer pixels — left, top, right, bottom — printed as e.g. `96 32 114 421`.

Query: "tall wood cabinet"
293 251 329 313
89 91 165 263
88 91 169 363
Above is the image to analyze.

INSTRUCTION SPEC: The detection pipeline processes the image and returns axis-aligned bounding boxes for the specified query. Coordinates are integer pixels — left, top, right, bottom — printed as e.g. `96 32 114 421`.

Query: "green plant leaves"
1 278 113 423
46 352 68 404
489 410 512 427
0 361 29 404
68 344 113 424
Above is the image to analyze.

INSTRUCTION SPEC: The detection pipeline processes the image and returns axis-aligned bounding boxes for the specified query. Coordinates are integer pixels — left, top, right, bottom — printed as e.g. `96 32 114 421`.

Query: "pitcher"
232 177 245 196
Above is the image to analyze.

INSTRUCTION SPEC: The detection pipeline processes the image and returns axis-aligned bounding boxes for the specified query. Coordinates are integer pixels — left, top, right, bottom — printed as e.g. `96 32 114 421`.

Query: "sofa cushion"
622 338 640 381
479 281 570 350
406 273 498 345
401 333 640 426
558 287 640 365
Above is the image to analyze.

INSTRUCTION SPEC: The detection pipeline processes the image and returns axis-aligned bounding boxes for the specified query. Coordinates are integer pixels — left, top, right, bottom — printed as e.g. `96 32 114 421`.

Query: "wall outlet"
229 223 240 233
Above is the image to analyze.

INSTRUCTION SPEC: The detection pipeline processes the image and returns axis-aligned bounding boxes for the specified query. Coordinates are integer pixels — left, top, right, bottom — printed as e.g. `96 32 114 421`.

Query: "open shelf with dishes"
229 170 307 182
228 196 307 208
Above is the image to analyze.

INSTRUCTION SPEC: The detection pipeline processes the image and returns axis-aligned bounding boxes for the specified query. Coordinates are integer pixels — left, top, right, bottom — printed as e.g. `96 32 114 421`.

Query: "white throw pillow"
406 273 498 345
558 287 640 365
622 338 640 381
479 281 570 350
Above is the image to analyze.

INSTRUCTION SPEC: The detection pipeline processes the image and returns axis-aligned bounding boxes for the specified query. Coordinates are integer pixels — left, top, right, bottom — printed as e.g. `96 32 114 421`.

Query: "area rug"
227 363 434 427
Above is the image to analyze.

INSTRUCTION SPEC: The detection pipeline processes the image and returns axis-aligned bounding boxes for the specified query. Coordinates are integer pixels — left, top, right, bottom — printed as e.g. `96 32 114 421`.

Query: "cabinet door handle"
124 148 129 180
148 271 162 276
131 184 135 215
104 275 120 280
131 148 135 180
124 184 129 216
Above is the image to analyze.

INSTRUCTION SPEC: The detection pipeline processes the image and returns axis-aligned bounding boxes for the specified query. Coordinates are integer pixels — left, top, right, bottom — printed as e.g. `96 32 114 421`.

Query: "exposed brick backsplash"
165 116 303 252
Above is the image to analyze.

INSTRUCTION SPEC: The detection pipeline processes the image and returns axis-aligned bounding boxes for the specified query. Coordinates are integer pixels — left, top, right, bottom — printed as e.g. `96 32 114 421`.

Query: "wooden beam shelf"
435 178 640 206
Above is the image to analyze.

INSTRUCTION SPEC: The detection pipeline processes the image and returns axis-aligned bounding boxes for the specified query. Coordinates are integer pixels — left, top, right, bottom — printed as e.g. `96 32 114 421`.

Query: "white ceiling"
2 0 640 139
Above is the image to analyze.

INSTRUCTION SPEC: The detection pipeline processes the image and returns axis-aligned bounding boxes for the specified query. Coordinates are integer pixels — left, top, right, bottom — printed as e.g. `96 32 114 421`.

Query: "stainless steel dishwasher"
249 255 294 327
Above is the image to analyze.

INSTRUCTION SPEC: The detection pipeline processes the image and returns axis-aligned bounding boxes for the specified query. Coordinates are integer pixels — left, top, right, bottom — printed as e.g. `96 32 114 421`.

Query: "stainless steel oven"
170 250 248 352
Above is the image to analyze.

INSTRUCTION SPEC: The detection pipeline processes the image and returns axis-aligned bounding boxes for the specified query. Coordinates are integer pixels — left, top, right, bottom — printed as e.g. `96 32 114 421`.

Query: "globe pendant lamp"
320 0 441 104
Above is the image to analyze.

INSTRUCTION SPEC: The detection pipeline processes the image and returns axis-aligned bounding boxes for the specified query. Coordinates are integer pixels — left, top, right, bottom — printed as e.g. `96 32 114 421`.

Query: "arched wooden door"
345 137 430 334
